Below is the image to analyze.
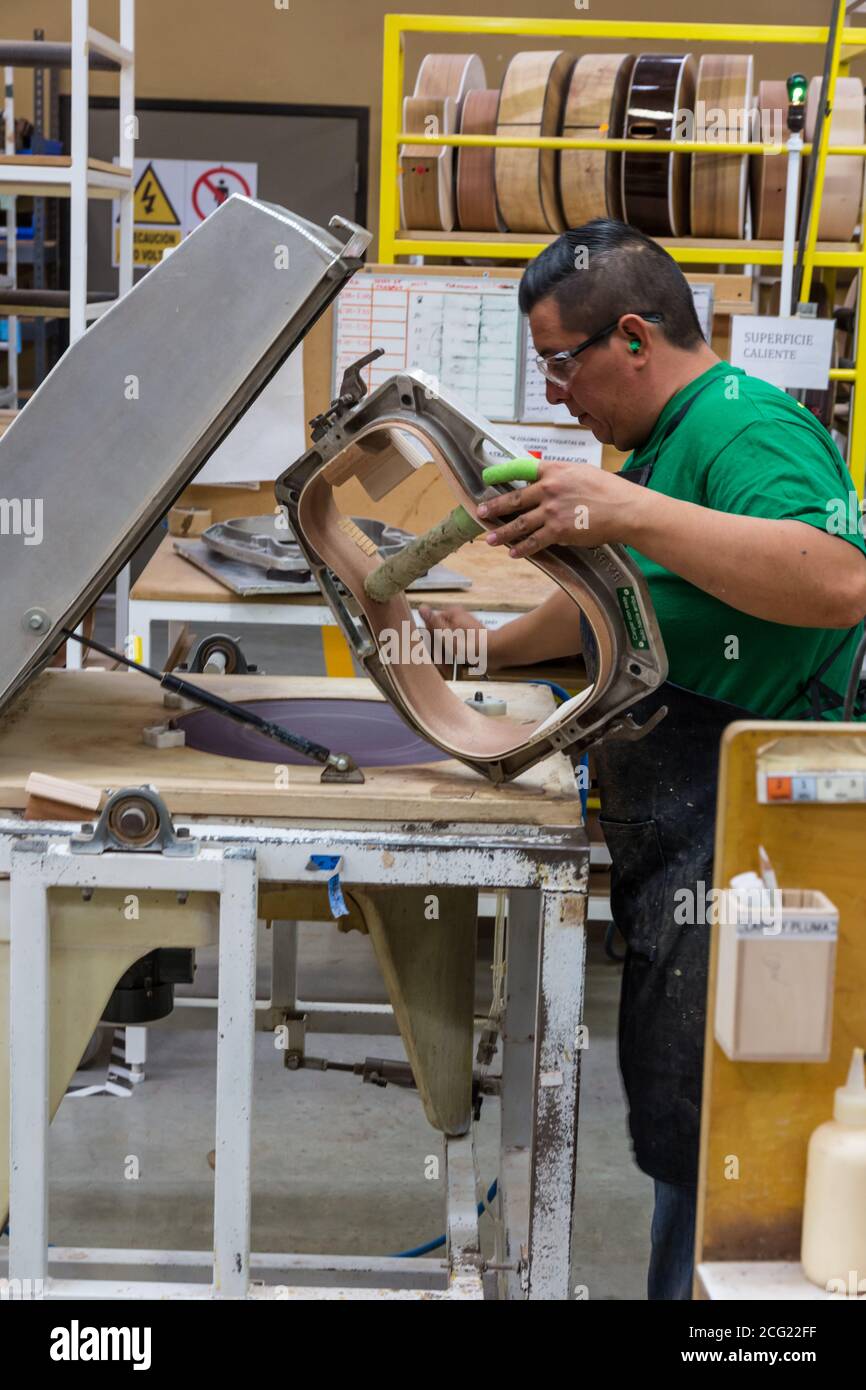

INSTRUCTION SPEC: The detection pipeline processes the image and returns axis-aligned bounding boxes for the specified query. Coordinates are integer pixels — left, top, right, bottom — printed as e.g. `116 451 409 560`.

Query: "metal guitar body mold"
276 369 668 784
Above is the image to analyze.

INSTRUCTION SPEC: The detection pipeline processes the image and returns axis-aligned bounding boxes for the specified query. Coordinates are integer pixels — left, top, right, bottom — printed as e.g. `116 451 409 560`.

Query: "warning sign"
134 162 181 225
113 157 258 270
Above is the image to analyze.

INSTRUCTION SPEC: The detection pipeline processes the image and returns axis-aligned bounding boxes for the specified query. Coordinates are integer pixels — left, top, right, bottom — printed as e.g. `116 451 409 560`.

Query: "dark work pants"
648 1180 698 1300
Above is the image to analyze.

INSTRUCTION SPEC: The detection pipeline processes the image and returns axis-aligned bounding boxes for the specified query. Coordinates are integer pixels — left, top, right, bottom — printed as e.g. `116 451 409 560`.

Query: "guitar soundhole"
629 122 658 139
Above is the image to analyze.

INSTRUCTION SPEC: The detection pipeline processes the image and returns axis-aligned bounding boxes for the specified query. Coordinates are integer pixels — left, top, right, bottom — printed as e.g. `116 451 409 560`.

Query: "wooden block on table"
24 771 103 822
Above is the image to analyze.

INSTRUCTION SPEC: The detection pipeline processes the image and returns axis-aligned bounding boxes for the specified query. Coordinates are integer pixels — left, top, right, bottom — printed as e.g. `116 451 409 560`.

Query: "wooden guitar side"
400 95 458 232
400 53 486 232
806 76 865 242
414 51 486 104
560 53 636 226
495 50 575 233
750 80 788 240
622 53 696 237
690 54 754 238
456 88 501 231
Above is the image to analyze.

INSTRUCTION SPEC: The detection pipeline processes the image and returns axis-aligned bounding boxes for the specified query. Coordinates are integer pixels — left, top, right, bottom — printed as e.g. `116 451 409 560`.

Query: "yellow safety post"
849 261 866 496
321 624 356 679
799 14 848 305
378 13 405 268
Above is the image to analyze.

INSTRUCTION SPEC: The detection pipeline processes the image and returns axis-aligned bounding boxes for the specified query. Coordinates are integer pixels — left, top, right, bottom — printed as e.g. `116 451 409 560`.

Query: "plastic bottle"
801 1047 866 1293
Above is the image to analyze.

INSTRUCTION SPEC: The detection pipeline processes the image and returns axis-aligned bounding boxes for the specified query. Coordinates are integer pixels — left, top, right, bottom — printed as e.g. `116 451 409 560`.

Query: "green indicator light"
787 73 808 106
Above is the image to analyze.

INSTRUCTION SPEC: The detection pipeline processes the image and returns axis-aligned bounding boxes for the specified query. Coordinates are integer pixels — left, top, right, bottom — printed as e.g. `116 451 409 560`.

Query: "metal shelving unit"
0 0 134 348
0 1 135 661
378 13 866 491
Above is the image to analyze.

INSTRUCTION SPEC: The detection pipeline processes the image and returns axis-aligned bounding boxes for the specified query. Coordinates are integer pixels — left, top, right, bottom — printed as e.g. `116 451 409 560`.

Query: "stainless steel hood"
0 195 370 715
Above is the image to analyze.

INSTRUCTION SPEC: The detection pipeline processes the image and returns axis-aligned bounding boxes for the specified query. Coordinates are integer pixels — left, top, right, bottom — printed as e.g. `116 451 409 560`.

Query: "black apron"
584 379 863 1187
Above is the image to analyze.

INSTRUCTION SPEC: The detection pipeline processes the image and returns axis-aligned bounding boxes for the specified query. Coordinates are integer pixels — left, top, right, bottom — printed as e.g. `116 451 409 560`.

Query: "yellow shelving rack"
379 13 866 491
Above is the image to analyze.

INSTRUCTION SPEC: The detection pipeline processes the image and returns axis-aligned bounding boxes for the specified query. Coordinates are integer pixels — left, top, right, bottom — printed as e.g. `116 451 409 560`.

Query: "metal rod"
391 132 865 156
0 40 119 70
61 628 350 770
795 0 846 305
780 135 804 316
212 850 257 1298
387 15 859 44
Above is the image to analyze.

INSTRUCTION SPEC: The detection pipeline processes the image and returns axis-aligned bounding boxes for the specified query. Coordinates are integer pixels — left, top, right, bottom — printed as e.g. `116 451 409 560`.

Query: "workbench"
0 670 587 1300
129 533 558 673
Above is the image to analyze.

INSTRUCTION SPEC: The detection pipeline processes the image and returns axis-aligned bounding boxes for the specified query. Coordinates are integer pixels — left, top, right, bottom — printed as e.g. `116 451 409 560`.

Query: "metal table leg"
8 842 50 1285
497 887 539 1299
526 889 586 1301
212 847 259 1298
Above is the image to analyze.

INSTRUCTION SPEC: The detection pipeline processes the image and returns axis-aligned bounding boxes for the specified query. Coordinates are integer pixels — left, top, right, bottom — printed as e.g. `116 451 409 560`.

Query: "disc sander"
175 697 450 767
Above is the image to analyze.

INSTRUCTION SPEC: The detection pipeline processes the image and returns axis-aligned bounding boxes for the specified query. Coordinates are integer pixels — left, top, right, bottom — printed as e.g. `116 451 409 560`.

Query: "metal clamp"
310 348 385 441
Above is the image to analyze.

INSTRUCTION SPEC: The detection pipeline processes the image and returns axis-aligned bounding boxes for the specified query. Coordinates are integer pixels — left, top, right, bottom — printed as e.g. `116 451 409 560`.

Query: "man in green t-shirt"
421 220 866 1301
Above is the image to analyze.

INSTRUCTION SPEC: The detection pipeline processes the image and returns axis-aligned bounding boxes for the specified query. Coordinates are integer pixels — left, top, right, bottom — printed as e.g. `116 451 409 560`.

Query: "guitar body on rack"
456 88 502 231
400 53 486 232
495 49 575 233
560 53 636 225
621 53 696 237
690 54 753 238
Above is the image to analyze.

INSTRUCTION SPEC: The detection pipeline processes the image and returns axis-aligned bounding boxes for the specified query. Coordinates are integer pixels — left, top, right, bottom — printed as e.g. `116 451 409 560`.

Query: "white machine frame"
1 812 587 1302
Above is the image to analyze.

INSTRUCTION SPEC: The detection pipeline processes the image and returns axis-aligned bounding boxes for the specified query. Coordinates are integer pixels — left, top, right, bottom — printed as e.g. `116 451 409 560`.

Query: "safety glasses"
535 312 664 387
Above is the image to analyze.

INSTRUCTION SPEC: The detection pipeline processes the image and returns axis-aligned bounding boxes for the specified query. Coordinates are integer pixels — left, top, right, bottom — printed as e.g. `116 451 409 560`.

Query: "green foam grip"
481 457 540 486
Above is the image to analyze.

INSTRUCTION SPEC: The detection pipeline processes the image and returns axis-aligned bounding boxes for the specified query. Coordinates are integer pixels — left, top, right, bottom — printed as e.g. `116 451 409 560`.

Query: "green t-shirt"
621 360 866 719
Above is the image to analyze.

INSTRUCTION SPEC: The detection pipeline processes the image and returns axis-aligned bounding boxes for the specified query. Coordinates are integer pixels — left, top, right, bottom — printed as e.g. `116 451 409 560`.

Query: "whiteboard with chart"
333 268 522 420
331 264 602 465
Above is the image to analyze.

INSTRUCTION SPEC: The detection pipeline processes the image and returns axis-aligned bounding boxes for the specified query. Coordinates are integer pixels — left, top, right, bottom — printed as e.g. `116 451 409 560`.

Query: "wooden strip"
337 515 380 558
456 89 501 231
560 54 636 226
0 156 130 176
691 54 754 238
495 50 575 234
750 80 788 240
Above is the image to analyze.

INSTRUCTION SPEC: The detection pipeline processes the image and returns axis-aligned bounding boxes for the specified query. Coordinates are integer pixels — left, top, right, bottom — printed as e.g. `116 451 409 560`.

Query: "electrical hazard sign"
134 162 181 225
114 158 184 268
113 157 258 270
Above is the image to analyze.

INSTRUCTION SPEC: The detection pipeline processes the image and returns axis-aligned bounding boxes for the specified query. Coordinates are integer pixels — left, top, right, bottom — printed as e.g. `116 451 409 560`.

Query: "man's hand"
418 604 490 674
477 461 644 556
419 604 487 641
419 592 584 670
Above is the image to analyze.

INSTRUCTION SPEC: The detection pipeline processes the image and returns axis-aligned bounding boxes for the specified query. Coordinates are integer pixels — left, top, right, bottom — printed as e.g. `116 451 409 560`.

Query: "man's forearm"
625 490 866 629
488 589 583 669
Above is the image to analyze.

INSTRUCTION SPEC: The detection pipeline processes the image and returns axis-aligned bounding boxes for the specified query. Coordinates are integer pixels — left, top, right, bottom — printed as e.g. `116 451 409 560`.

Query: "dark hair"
518 218 704 349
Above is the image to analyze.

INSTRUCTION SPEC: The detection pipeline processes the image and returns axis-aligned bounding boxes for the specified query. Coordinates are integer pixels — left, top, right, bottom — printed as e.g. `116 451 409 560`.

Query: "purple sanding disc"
176 698 450 767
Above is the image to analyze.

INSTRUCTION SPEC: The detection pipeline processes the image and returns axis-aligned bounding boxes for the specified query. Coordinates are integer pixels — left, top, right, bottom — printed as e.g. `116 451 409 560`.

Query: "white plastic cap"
834 1046 866 1125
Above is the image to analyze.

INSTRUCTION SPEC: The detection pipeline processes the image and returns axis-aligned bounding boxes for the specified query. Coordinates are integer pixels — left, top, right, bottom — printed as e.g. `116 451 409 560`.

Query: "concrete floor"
37 611 654 1298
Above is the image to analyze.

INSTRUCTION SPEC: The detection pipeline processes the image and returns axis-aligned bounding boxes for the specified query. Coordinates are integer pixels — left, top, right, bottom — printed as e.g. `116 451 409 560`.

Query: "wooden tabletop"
0 671 581 826
131 534 557 614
